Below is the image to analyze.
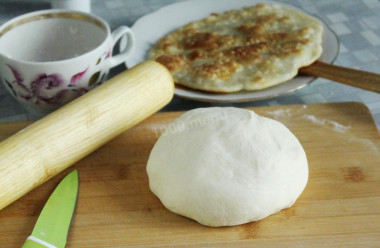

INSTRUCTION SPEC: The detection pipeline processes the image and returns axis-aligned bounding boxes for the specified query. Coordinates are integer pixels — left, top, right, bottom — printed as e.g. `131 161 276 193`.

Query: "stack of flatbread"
148 3 323 92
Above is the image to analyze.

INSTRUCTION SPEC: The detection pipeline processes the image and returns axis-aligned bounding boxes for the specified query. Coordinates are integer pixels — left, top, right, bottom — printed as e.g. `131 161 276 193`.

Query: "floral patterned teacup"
0 9 135 116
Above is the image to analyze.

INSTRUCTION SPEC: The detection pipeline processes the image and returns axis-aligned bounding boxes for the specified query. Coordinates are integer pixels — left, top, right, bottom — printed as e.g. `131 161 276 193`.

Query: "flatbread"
148 3 323 92
147 107 308 227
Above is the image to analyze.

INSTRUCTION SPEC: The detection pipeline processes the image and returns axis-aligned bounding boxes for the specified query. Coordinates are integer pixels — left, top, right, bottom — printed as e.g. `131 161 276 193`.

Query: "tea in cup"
0 9 135 116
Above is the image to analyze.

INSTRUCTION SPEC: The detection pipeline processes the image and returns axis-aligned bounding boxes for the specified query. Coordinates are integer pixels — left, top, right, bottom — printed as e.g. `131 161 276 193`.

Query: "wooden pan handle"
299 61 380 93
0 61 174 211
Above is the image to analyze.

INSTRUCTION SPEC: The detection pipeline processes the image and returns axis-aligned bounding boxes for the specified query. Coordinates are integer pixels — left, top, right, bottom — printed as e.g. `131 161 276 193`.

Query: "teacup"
0 9 135 116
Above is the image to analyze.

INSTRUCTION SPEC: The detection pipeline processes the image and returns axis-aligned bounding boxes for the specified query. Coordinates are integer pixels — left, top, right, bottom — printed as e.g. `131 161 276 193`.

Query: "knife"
21 170 79 248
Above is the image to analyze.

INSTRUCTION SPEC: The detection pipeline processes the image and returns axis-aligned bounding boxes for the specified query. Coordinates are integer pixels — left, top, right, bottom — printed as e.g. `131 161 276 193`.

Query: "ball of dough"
147 107 308 227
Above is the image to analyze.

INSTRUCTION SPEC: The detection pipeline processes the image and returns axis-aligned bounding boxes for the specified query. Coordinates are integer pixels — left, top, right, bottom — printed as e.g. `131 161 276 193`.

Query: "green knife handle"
22 238 54 248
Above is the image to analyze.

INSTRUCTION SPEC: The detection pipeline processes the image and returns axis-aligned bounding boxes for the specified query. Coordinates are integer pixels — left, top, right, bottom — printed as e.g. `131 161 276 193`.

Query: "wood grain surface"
0 102 380 247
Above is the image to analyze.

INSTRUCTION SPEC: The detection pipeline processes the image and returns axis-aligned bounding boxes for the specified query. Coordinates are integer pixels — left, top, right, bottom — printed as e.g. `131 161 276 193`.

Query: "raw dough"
147 107 308 227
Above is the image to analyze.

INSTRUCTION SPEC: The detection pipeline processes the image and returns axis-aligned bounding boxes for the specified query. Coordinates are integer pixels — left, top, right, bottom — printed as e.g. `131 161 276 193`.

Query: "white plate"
125 0 339 102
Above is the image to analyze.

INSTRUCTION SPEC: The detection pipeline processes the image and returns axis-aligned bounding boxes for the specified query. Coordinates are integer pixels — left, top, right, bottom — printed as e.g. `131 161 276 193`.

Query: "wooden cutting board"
0 102 379 247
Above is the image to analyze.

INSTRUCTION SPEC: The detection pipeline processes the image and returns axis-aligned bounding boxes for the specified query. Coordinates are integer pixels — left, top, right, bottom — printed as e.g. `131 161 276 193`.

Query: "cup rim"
0 9 111 65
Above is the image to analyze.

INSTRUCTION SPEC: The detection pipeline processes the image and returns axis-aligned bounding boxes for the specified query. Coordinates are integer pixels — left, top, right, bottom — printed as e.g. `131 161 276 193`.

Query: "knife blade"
21 170 79 248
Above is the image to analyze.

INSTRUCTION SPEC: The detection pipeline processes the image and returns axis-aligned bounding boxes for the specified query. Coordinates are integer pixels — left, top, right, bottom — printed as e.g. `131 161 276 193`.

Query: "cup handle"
108 26 135 68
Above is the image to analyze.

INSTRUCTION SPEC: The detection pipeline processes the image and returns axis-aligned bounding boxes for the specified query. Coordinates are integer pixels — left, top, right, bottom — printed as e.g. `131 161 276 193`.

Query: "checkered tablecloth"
1 0 380 130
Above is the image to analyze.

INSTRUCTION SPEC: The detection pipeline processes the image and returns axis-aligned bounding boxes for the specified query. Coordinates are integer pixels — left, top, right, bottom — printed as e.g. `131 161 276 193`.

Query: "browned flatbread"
148 3 323 92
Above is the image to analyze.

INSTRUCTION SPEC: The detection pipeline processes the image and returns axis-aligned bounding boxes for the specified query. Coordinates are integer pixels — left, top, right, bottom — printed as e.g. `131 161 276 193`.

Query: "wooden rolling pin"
0 61 174 210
